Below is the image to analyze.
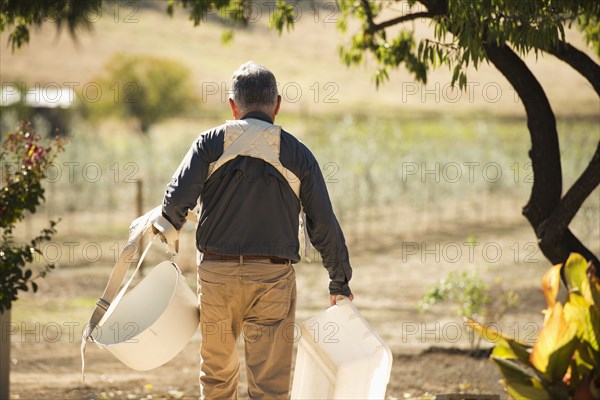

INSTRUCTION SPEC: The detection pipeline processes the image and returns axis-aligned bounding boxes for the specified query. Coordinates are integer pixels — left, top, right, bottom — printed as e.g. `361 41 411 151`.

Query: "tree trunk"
0 309 10 400
483 42 600 269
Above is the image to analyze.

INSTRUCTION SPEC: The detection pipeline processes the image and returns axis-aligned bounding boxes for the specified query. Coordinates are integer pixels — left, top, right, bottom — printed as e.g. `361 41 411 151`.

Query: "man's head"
229 61 281 121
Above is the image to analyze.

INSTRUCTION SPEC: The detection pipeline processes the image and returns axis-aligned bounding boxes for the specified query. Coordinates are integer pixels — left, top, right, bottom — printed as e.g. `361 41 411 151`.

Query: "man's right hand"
329 293 354 307
151 214 180 255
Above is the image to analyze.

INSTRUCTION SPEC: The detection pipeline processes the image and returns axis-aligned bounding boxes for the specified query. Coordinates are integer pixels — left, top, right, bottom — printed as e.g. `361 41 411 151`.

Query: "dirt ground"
7 216 560 400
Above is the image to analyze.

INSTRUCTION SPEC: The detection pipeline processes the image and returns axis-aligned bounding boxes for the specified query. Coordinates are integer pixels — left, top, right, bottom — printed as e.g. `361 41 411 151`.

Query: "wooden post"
136 179 144 270
0 309 11 400
136 179 143 220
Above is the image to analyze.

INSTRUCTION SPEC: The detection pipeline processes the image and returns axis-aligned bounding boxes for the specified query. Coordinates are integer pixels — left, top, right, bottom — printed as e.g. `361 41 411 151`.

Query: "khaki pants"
197 260 297 399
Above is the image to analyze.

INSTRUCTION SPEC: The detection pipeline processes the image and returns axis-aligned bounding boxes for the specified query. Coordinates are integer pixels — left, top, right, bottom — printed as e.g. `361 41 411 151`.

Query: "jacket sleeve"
162 130 220 230
300 157 353 296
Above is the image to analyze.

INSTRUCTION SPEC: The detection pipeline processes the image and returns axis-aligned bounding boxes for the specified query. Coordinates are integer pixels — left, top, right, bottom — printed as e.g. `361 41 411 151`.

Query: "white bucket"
291 299 393 399
92 261 199 371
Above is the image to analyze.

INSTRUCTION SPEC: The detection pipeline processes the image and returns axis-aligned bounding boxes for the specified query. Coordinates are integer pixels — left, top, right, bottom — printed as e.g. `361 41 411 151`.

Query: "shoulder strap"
208 118 301 198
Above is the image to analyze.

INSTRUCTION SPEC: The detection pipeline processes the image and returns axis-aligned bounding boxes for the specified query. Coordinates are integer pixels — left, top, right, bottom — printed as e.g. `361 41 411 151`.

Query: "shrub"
0 122 64 312
81 54 198 133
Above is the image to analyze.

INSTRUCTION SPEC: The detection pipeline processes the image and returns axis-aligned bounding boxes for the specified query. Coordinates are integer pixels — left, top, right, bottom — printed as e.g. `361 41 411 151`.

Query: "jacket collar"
241 111 273 124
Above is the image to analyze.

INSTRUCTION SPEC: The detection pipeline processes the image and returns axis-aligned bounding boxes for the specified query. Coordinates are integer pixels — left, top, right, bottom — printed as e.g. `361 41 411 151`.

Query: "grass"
11 296 96 327
6 112 597 276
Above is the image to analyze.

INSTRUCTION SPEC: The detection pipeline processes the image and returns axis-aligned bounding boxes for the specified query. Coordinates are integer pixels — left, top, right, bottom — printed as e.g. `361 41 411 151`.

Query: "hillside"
1 2 599 118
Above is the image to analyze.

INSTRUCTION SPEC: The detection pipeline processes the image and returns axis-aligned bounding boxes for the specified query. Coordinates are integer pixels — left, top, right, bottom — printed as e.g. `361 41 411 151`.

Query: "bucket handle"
81 230 157 381
95 235 156 328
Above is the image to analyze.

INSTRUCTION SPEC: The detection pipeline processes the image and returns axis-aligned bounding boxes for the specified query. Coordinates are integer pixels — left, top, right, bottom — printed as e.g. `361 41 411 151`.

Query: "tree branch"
366 11 435 34
360 0 377 33
540 140 600 239
547 41 600 96
359 0 436 35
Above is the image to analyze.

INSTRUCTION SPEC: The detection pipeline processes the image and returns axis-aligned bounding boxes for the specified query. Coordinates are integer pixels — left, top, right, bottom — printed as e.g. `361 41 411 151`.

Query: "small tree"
81 53 199 133
1 121 64 312
419 269 519 350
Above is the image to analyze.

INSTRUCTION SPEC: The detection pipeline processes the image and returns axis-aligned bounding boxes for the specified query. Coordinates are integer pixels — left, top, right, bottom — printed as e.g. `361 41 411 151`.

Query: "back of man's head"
230 62 279 116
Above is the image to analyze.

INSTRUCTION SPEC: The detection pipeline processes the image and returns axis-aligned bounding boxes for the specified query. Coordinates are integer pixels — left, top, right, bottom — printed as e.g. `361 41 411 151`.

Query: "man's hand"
151 224 166 242
329 293 354 306
151 214 181 255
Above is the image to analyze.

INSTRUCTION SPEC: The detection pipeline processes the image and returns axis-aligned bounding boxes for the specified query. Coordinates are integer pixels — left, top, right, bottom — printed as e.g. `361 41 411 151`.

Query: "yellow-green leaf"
564 292 599 353
541 264 561 307
530 302 579 382
492 340 532 365
468 318 531 364
564 253 593 303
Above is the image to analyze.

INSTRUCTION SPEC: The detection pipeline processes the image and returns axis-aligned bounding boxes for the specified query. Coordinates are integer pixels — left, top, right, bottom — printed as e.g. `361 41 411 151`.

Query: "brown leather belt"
202 251 290 264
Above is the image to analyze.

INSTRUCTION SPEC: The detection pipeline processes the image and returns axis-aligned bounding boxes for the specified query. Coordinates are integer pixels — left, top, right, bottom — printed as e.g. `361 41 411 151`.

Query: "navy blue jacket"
162 112 352 296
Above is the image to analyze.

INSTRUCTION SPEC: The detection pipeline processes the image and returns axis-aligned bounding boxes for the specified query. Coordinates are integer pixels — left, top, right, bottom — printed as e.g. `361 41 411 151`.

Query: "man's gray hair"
230 61 279 114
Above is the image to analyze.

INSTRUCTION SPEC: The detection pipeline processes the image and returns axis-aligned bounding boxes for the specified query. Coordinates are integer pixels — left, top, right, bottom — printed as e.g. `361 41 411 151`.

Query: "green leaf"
502 381 550 400
491 357 549 399
451 65 460 86
492 356 537 382
458 72 467 89
221 30 235 45
575 340 596 371
270 0 296 35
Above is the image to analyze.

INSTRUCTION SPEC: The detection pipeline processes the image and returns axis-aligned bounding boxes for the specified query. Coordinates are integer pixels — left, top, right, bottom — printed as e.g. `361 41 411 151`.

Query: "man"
159 61 353 399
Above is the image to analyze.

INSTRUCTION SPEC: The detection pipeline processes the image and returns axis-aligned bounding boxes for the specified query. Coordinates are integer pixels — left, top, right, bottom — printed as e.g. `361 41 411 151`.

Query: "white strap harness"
208 118 300 196
207 118 310 255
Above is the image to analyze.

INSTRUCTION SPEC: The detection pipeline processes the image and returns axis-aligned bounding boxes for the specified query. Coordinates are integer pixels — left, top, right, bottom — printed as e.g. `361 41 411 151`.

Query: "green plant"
81 53 198 133
419 269 520 322
0 121 64 313
420 268 519 350
470 253 600 399
419 270 490 319
419 271 490 317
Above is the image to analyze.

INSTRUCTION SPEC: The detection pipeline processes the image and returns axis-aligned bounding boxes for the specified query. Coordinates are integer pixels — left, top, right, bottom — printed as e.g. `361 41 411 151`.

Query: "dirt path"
8 219 549 399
